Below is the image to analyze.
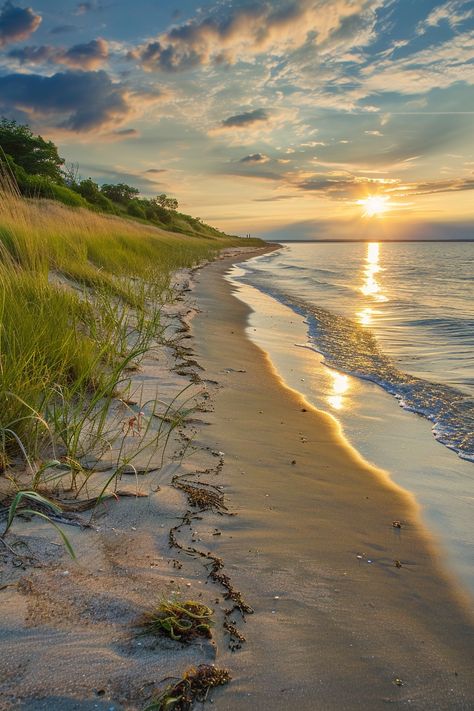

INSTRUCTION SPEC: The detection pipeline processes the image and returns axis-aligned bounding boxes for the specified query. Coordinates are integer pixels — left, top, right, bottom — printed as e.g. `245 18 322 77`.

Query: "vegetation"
0 118 232 239
141 600 214 642
144 665 231 711
0 118 64 182
0 121 262 548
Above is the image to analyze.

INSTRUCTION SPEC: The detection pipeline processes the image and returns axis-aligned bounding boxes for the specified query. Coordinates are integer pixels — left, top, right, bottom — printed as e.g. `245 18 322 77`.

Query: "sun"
358 195 389 217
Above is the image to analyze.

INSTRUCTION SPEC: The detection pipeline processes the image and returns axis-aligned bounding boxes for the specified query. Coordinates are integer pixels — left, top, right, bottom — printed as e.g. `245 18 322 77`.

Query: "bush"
49 183 88 207
76 179 116 212
11 165 87 207
127 201 147 219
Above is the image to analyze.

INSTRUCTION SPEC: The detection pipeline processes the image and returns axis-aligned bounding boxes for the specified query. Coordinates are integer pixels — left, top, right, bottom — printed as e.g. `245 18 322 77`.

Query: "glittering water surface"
235 241 474 461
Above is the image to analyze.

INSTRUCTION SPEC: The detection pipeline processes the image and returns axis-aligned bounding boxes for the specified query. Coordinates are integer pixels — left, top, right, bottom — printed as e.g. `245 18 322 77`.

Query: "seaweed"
169 510 253 650
172 478 227 513
141 600 214 642
144 665 231 711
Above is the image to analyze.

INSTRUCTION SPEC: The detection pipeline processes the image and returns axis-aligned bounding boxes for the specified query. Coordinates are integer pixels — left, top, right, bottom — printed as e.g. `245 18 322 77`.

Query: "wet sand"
191 253 474 710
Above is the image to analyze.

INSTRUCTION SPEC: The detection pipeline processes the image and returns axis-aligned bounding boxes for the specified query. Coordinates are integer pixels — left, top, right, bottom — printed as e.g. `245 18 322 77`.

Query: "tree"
141 198 172 224
101 182 140 204
155 193 179 211
76 178 115 212
0 118 64 183
63 161 80 188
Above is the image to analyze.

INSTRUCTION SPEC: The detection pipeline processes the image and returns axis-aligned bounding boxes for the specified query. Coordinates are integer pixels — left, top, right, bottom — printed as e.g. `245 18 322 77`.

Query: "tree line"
0 118 213 235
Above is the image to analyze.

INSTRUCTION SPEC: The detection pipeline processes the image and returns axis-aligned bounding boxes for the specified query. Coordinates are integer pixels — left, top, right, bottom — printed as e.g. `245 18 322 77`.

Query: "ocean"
229 241 474 598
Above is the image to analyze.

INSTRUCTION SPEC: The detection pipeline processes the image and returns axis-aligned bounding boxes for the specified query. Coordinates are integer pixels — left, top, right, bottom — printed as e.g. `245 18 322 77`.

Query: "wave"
237 273 474 462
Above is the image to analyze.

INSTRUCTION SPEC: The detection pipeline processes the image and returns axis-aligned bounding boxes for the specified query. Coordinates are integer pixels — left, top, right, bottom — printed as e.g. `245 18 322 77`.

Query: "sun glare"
359 195 389 217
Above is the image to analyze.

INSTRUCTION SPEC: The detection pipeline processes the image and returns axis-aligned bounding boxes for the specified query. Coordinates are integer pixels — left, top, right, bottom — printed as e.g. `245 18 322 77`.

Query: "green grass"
0 175 263 486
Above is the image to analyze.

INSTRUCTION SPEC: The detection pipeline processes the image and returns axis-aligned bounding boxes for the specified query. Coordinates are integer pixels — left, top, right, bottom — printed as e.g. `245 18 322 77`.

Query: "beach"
190 250 474 709
1 2 473 706
1 245 473 710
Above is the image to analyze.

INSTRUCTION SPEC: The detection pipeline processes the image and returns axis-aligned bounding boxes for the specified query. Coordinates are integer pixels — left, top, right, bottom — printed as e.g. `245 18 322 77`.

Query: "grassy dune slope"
0 175 261 486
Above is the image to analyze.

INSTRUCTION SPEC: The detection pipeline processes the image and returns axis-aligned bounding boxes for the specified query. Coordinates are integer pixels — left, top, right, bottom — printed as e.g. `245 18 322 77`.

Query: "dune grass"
0 170 259 490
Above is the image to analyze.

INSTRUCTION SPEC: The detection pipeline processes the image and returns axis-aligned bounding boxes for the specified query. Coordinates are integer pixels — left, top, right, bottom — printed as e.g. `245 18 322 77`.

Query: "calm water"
230 240 474 597
236 241 474 461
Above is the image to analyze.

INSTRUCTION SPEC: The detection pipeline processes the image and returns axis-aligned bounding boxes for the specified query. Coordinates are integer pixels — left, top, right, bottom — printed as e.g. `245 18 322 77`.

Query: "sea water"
229 241 474 599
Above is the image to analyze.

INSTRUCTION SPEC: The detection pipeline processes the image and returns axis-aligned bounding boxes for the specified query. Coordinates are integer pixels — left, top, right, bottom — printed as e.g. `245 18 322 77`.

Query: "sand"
190 251 474 710
0 245 473 711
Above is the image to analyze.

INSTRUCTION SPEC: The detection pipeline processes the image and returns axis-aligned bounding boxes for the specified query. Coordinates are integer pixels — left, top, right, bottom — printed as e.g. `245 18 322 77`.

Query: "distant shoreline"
262 238 474 243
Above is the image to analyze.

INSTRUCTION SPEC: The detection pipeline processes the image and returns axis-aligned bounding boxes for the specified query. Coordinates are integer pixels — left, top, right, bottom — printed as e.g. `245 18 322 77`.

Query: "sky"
0 0 473 239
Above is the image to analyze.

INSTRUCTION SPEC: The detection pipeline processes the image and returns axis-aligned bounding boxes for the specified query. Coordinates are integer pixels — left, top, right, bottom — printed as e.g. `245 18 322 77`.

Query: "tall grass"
0 166 258 485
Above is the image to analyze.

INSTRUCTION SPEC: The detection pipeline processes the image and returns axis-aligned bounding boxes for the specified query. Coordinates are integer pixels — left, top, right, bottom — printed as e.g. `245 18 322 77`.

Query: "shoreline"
226 264 474 601
191 250 474 709
1 243 473 710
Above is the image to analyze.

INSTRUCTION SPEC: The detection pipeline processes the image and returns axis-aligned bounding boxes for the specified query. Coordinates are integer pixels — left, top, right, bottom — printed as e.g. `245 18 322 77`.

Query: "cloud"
61 38 108 69
0 1 41 46
240 153 270 163
296 171 474 200
418 0 472 33
361 31 474 94
254 193 297 201
111 127 138 138
0 70 131 131
50 24 77 35
221 109 269 129
8 38 109 69
208 107 286 141
145 168 167 174
131 0 384 72
392 176 474 197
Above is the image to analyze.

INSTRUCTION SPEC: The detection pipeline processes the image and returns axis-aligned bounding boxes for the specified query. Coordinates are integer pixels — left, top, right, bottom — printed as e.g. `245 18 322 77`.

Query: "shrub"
127 200 147 219
76 179 117 212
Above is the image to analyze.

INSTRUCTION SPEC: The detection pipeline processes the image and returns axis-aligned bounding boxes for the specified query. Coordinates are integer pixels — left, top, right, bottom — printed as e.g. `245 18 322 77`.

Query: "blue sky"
0 0 473 237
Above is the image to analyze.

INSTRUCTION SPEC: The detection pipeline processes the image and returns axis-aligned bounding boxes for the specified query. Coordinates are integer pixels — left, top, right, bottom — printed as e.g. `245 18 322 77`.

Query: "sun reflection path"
327 370 350 410
357 242 387 326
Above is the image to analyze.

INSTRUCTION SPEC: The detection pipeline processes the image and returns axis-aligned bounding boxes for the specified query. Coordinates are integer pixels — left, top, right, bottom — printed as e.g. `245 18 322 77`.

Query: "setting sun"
359 196 389 217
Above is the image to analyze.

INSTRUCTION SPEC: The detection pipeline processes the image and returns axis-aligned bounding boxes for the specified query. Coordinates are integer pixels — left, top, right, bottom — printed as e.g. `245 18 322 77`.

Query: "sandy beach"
190 250 474 710
2 2 472 707
1 246 473 710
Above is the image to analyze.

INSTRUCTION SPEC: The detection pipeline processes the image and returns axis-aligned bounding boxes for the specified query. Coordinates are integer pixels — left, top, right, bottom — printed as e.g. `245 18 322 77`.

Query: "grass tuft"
141 599 214 642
